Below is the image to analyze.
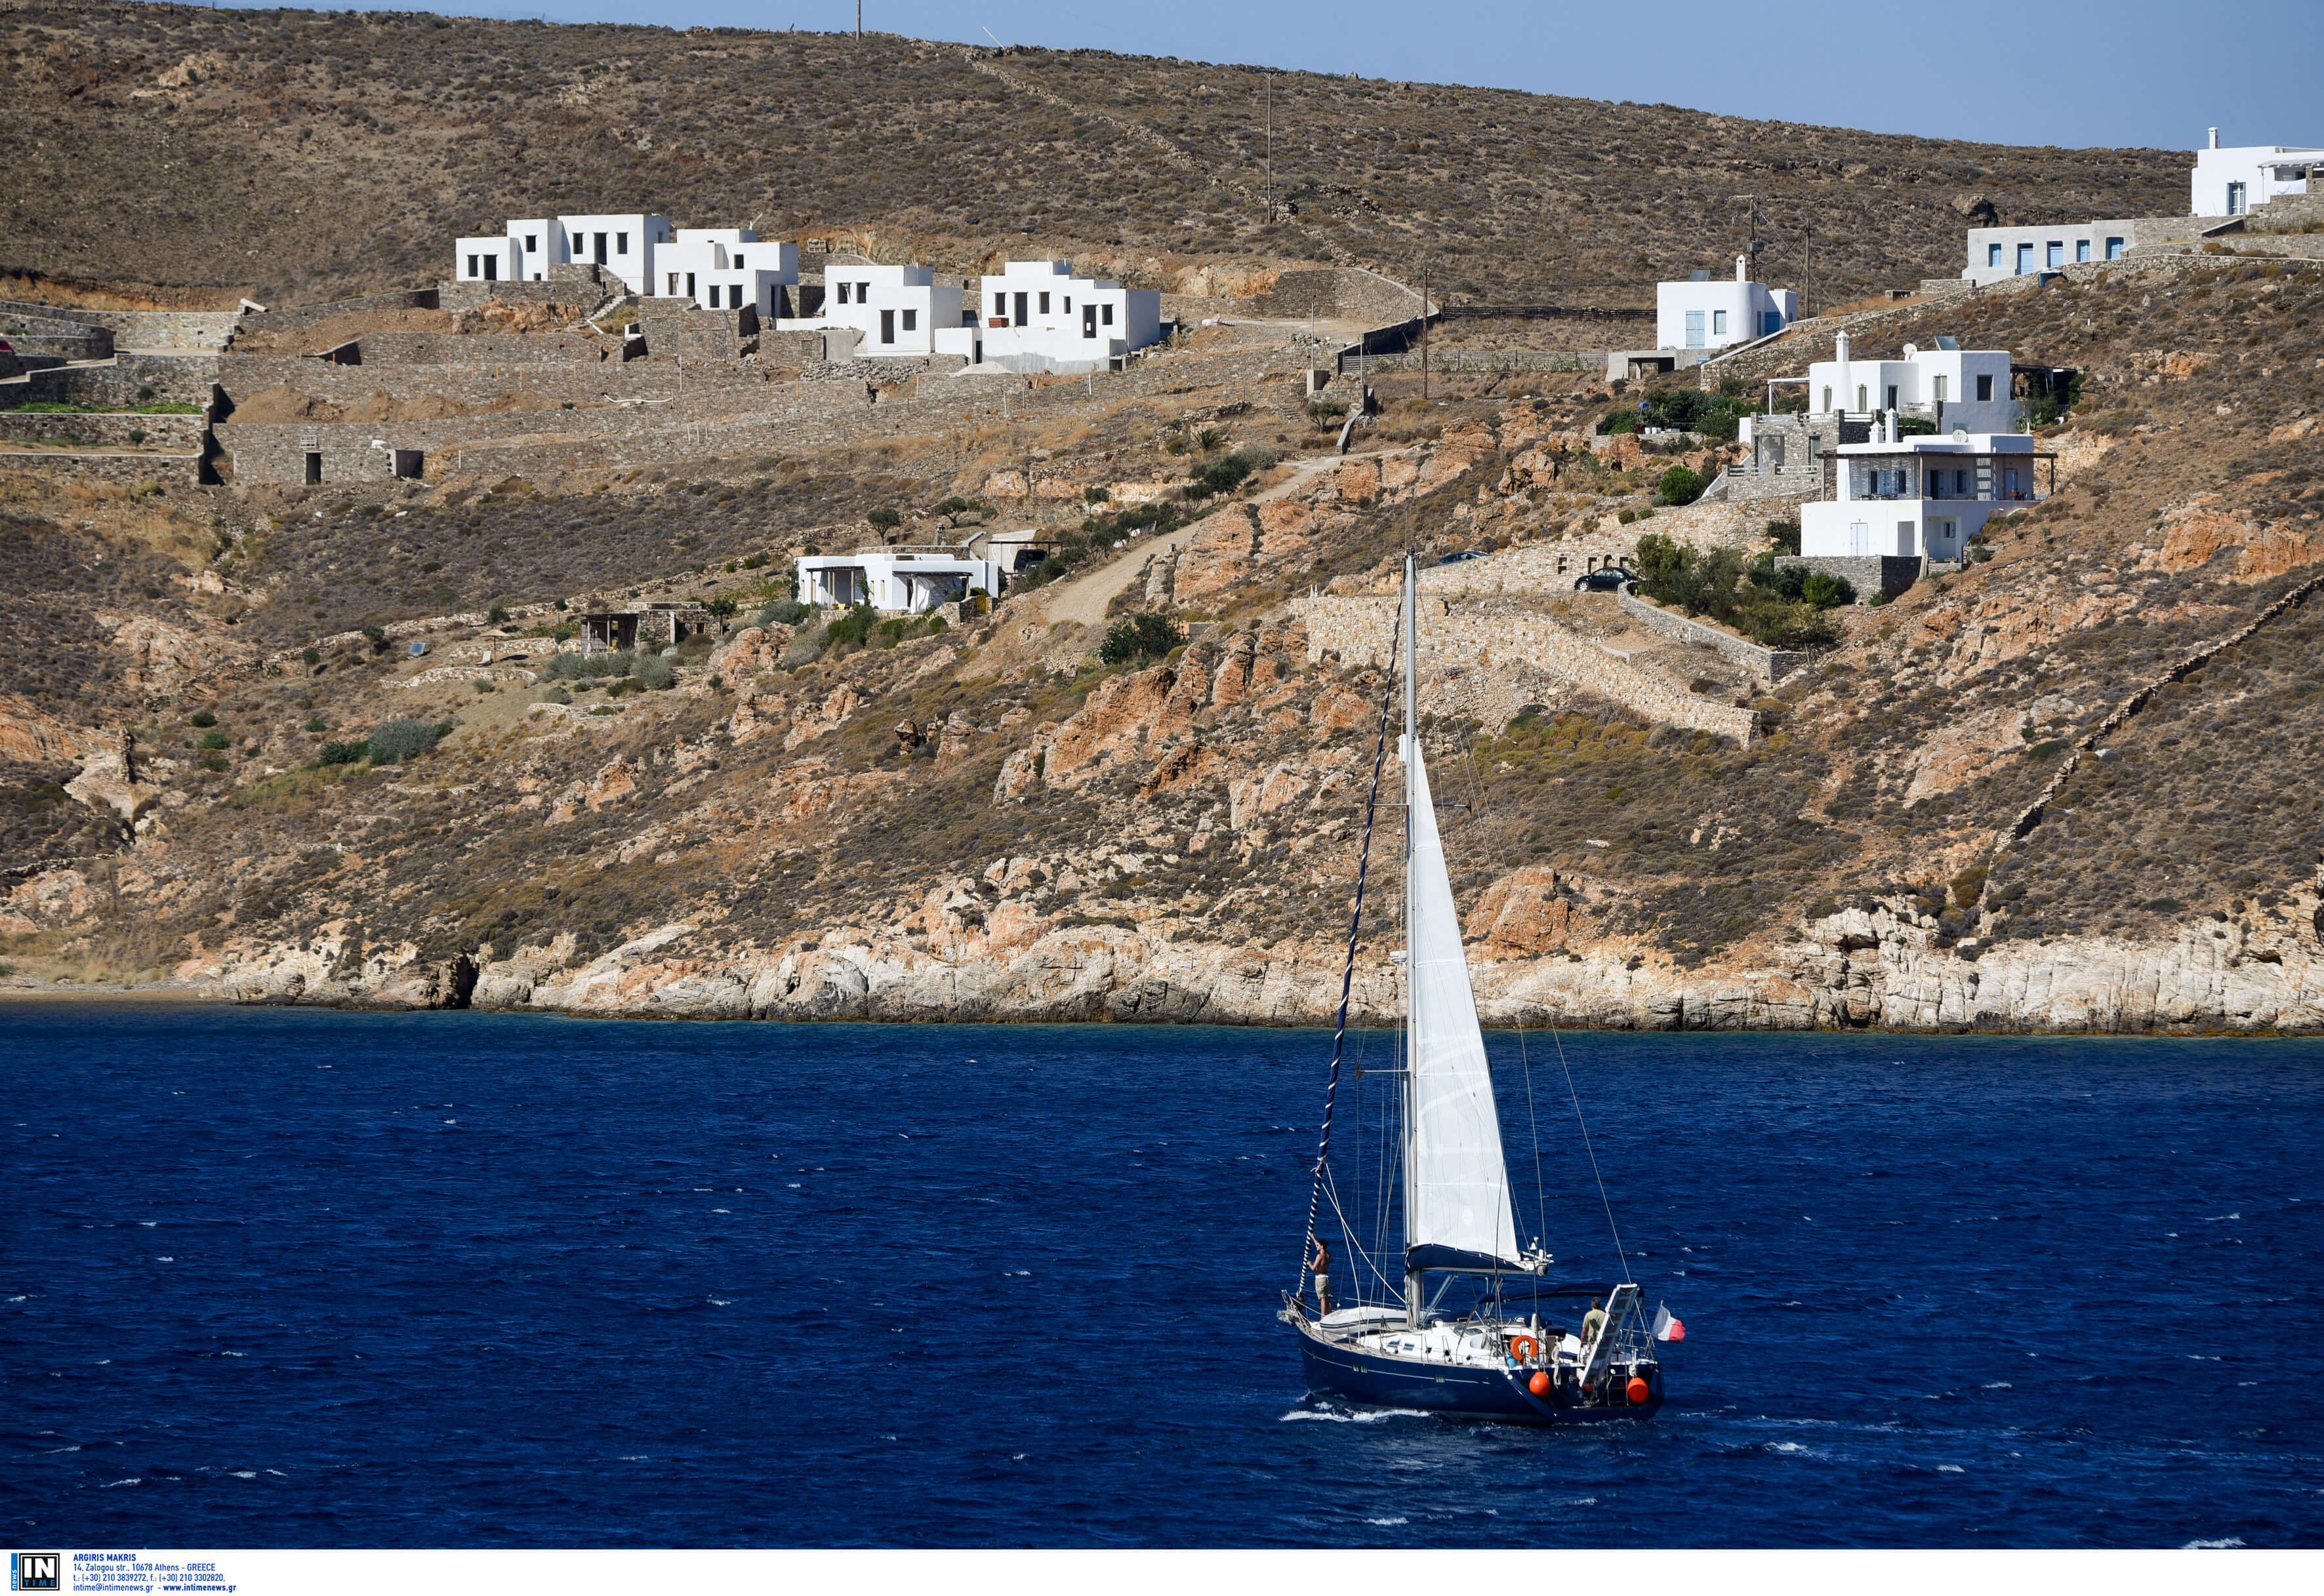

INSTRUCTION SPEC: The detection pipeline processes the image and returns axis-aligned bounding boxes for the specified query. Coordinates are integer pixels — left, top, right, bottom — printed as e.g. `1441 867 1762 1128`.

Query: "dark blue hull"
1296 1329 1661 1425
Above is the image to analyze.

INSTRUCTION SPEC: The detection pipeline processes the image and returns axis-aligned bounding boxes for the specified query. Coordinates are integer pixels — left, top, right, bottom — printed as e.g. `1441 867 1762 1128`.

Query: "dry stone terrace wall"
216 354 716 409
0 302 244 352
1238 267 1428 325
237 290 439 339
1294 595 1759 744
0 451 204 486
25 352 221 408
0 410 206 449
1615 586 1809 682
344 332 619 365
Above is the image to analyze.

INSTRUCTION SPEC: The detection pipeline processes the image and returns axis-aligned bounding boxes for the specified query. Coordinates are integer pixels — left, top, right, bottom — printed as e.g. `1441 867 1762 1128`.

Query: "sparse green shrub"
1100 611 1184 666
1084 485 1111 504
867 507 902 529
303 718 326 733
546 649 636 680
301 647 320 666
317 740 369 766
189 710 217 727
361 624 386 647
822 604 877 650
1655 464 1705 506
1767 518 1801 555
741 552 769 569
197 729 229 750
755 598 809 628
633 653 675 689
542 685 571 705
487 603 510 623
366 718 454 764
704 596 738 619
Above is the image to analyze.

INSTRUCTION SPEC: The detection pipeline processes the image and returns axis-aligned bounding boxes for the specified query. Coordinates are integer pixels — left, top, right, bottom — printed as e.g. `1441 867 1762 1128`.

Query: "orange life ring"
1509 1335 1540 1362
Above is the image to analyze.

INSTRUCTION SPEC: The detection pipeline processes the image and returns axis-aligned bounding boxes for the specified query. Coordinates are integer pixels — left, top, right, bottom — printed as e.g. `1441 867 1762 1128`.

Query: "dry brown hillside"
1 0 2186 306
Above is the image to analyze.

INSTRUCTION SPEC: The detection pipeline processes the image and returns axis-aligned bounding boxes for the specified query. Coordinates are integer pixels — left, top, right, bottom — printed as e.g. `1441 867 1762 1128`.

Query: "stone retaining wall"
25 352 220 408
238 289 439 338
1352 349 1606 375
1237 266 1428 325
346 331 616 365
1614 587 1809 682
1294 596 1759 743
0 410 207 450
438 269 610 314
1776 553 1926 601
0 302 243 351
0 450 205 485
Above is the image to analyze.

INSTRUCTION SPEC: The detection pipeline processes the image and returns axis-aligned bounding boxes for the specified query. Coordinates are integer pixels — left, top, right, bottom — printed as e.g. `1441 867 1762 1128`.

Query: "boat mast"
1401 551 1423 1330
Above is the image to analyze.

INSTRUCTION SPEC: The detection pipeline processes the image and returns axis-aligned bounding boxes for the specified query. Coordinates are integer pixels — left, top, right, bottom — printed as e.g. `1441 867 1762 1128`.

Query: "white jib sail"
1404 737 1520 1270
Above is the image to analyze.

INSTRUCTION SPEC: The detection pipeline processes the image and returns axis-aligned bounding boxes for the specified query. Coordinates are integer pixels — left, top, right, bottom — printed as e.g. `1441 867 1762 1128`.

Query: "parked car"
1438 548 1490 565
1574 565 1637 591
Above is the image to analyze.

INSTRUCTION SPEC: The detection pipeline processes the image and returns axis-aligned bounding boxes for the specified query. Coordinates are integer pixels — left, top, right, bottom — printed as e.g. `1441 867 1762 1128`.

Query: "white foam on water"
43 1445 81 1454
1366 1516 1410 1526
157 1257 175 1263
1765 1441 1811 1455
1938 1465 1965 1474
2183 1539 2245 1550
1282 1406 1433 1425
708 1298 732 1307
102 1478 142 1488
6 1295 25 1302
712 1209 730 1214
266 1469 286 1476
220 1351 245 1357
619 1456 649 1462
1983 1382 2012 1389
230 1471 256 1479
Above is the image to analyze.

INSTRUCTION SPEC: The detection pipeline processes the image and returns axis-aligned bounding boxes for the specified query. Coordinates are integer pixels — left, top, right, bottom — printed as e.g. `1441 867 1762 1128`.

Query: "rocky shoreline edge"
184 895 2324 1034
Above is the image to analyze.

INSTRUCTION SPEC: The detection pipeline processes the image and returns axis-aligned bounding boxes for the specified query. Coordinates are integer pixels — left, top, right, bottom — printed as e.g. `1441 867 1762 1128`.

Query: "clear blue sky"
224 0 2320 152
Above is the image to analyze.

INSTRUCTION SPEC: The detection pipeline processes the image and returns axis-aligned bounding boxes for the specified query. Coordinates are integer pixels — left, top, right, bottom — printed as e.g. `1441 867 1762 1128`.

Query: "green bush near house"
754 598 809 628
633 653 675 689
821 603 878 651
365 719 455 764
1654 464 1705 506
866 507 902 529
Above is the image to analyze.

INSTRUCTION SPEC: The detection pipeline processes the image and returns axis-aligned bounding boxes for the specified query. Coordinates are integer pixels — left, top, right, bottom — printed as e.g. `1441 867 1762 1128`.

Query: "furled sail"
1402 736 1521 1273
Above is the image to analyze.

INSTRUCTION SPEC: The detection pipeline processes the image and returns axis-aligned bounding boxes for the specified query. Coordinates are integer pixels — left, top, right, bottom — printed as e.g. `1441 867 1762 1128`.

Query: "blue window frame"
2016 243 2034 275
2106 236 2125 260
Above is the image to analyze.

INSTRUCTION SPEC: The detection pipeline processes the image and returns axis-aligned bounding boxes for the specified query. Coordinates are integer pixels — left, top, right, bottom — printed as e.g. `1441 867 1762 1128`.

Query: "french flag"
1654 1304 1686 1343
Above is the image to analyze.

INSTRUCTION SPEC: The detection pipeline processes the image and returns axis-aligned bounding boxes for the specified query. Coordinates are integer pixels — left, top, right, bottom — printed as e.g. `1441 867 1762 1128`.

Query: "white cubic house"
1806 333 2022 432
454 213 673 295
979 260 1162 374
777 261 978 359
1963 129 2323 285
2192 128 2321 218
796 546 1007 613
653 230 800 317
1801 416 2052 562
1655 256 1797 352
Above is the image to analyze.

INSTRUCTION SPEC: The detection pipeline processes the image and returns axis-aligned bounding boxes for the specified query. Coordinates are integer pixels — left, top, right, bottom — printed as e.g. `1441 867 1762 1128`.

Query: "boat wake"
1282 1404 1434 1425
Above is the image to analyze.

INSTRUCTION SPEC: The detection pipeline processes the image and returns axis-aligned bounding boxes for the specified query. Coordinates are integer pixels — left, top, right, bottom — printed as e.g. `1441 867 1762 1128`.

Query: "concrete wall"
1294 596 1759 743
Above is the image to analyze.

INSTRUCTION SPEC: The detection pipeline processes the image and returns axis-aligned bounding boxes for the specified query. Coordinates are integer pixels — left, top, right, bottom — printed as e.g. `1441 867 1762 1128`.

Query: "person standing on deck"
1582 1298 1607 1350
1309 1237 1332 1317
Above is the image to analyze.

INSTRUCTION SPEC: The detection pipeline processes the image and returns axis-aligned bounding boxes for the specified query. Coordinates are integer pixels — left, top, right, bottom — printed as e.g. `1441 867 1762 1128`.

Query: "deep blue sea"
3 1002 2320 1548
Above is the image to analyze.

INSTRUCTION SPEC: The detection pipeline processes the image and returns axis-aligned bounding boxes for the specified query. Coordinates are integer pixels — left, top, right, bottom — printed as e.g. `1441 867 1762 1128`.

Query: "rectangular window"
1761 310 1781 335
304 451 323 485
880 309 895 344
1014 293 1028 327
2075 239 2091 262
859 282 870 303
2228 181 2247 215
902 308 917 332
735 253 744 270
1988 243 2003 267
2045 241 2064 269
1885 384 1898 411
525 234 537 252
2106 236 2125 260
1933 375 1948 403
2016 243 2034 275
1102 304 1114 325
483 255 497 281
1063 297 1072 311
617 232 629 255
1684 310 1704 348
1711 309 1728 336
667 273 680 295
466 254 479 278
1038 292 1051 315
836 283 849 304
685 273 696 298
594 232 607 264
1084 304 1097 338
708 285 720 308
1976 373 1994 402
1956 470 1969 497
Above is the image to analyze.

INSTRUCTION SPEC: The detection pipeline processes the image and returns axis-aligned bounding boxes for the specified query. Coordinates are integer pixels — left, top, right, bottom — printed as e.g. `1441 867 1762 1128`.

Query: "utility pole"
856 1 861 41
1420 262 1429 401
1266 75 1274 221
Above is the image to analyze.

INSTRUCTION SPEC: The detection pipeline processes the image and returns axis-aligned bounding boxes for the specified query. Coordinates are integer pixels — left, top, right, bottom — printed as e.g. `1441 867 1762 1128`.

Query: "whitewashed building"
978 260 1162 374
654 230 800 317
453 213 673 295
776 260 979 359
796 546 1007 613
1801 417 2051 561
2192 129 2322 218
1655 256 1797 352
1806 333 2021 432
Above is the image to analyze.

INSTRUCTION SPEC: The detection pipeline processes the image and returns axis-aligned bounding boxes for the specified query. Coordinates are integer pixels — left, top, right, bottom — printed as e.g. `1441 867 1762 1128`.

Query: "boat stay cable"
1297 598 1404 1305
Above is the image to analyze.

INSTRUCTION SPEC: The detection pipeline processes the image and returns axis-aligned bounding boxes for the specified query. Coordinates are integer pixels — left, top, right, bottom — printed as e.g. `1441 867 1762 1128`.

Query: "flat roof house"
1801 420 2052 563
655 230 800 317
796 546 1007 614
453 213 673 295
979 260 1162 375
1804 333 2022 433
2192 129 2321 218
1655 256 1797 352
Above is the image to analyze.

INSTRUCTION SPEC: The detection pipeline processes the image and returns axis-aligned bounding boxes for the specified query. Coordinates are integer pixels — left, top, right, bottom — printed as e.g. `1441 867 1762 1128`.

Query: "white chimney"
1835 331 1851 415
1886 407 1900 443
1736 253 1749 283
2209 127 2220 149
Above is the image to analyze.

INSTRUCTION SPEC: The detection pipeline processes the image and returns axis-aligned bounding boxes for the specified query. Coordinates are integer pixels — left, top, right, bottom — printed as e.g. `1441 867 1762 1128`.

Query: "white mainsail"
1402 732 1522 1273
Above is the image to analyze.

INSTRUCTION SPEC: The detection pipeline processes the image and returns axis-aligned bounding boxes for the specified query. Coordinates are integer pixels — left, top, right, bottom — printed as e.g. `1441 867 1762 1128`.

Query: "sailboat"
1281 552 1669 1423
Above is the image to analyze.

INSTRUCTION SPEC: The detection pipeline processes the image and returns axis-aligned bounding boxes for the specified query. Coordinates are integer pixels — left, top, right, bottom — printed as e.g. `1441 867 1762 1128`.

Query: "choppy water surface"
5 1003 2319 1547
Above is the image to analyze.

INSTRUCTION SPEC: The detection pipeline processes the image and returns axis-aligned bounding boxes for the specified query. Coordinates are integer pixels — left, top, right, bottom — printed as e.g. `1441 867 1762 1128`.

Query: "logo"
10 1553 60 1592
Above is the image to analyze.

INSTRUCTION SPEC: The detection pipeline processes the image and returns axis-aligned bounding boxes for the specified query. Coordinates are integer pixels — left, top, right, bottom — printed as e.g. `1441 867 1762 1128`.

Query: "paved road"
1036 450 1393 630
